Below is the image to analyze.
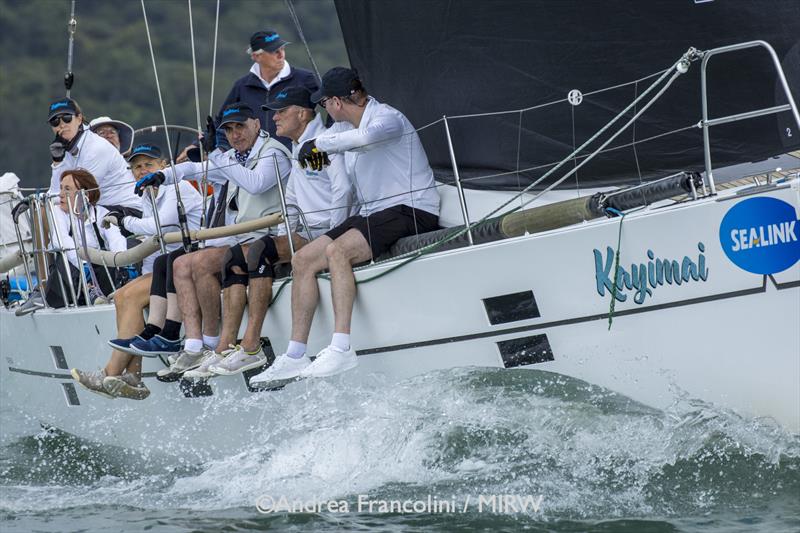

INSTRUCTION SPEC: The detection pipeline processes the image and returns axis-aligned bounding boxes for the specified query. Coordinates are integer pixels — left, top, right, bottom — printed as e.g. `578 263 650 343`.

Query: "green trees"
0 0 347 187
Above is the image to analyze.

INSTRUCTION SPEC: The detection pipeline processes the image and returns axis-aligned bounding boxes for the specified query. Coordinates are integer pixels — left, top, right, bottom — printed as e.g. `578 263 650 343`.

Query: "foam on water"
1 367 799 529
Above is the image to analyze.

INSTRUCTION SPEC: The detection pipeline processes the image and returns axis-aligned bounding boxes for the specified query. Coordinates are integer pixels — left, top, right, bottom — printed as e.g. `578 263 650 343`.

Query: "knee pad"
221 244 248 288
165 247 189 294
150 253 169 297
247 237 278 279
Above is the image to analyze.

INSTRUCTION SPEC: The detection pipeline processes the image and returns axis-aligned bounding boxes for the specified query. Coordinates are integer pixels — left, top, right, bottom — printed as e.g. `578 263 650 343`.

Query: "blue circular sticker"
719 197 800 275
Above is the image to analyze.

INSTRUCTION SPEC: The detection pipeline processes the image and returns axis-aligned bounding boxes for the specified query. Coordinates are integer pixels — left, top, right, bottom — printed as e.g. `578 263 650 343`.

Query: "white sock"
184 338 203 353
286 340 306 359
331 332 350 352
202 335 220 351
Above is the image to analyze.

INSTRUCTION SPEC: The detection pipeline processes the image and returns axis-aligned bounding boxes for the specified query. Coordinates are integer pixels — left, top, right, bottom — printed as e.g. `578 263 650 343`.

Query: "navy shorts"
325 205 439 258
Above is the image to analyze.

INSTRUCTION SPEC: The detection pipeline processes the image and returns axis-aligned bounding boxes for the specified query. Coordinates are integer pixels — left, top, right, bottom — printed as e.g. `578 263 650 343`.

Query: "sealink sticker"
719 197 800 274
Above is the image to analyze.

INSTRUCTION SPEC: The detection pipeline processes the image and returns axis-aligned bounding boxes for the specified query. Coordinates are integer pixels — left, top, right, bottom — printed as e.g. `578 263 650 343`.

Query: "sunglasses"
49 114 75 127
319 97 331 109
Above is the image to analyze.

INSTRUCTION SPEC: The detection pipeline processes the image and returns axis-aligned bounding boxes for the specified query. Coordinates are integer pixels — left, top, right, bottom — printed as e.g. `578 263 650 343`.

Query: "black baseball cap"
219 102 257 127
262 87 315 111
47 97 79 121
310 67 362 103
247 30 289 54
127 143 163 161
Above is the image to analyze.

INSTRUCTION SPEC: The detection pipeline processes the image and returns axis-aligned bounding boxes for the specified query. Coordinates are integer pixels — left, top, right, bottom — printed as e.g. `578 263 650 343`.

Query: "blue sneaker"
107 335 145 355
129 335 182 358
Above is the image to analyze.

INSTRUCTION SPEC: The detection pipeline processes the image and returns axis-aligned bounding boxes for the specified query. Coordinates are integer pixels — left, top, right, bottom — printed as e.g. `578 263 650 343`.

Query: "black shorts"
325 205 439 258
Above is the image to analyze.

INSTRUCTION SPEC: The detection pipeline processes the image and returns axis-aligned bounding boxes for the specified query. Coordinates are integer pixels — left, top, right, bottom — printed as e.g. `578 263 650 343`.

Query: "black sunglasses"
49 114 74 127
319 97 331 109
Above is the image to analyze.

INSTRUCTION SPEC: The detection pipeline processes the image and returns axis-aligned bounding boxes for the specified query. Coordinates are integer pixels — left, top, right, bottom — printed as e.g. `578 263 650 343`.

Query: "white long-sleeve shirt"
314 97 440 217
122 181 204 273
49 128 141 210
49 204 128 269
279 114 354 239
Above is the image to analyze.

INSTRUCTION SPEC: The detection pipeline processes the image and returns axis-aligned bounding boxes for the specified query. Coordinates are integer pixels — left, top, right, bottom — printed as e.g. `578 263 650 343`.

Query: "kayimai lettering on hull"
719 197 800 275
594 243 708 304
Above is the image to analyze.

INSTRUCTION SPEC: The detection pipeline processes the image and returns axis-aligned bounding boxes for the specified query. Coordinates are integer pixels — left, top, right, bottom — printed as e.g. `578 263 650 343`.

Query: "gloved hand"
134 171 165 196
201 115 217 154
11 198 30 223
298 139 330 171
50 136 67 163
101 210 125 231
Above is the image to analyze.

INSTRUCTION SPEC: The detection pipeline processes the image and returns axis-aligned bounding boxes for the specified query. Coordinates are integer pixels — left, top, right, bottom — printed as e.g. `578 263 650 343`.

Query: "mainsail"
334 0 800 189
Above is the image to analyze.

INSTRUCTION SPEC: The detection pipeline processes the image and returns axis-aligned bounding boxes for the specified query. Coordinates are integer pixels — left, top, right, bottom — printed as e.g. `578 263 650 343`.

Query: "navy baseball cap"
127 143 163 161
247 30 289 54
47 97 79 120
262 87 315 111
310 67 362 103
219 102 257 127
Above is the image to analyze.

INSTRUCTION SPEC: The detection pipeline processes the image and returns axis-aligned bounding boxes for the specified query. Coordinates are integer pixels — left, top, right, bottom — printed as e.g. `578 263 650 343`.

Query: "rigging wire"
285 0 321 82
140 0 193 252
64 0 77 96
188 0 210 230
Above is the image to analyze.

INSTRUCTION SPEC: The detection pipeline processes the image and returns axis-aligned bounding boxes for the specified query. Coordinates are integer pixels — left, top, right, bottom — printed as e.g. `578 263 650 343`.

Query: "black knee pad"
165 247 189 294
150 252 170 297
221 244 248 288
247 236 279 279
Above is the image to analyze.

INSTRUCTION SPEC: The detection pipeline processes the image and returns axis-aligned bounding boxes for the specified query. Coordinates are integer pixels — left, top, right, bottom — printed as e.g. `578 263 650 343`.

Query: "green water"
1 368 798 532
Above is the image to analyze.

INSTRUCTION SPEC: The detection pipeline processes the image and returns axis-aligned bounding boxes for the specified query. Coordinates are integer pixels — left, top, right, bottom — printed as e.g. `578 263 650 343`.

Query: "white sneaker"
209 345 267 376
299 346 358 378
249 354 311 387
183 346 233 379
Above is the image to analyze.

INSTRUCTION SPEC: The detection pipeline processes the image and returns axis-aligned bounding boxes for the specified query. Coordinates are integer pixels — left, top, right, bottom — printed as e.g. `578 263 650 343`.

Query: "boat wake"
1 366 798 531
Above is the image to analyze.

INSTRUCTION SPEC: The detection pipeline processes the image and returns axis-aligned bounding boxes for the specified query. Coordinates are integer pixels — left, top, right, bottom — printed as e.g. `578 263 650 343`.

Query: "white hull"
2 178 799 453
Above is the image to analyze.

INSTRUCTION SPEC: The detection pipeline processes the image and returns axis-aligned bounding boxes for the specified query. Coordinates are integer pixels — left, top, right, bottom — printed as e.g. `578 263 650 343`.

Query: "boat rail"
3 41 799 309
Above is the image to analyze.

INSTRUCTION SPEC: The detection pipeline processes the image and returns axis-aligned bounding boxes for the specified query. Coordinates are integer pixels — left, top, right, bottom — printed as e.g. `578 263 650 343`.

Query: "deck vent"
483 290 540 325
497 334 554 368
61 383 80 406
50 346 69 370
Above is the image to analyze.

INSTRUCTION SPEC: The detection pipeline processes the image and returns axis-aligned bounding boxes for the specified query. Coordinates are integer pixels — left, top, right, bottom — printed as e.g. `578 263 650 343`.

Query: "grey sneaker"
183 346 233 380
209 345 267 376
156 348 207 378
71 368 114 399
15 291 45 316
103 372 150 400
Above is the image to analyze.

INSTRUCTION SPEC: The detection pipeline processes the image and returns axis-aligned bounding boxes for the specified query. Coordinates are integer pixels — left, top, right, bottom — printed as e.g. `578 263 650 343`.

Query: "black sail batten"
334 0 800 190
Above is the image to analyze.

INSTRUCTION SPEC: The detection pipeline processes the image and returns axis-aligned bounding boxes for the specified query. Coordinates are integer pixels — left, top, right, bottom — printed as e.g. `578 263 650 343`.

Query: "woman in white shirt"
44 168 128 308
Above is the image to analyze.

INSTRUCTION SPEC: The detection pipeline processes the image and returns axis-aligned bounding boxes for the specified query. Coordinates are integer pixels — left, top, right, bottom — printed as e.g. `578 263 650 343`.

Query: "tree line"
0 0 348 188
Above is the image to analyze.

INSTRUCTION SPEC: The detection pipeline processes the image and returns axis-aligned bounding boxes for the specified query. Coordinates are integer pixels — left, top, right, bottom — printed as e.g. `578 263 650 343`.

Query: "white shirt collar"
249 60 292 89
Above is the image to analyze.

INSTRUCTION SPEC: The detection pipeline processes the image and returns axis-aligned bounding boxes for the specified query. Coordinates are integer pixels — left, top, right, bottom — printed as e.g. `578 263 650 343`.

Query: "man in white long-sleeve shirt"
183 87 354 379
137 102 292 377
46 97 141 213
256 67 440 384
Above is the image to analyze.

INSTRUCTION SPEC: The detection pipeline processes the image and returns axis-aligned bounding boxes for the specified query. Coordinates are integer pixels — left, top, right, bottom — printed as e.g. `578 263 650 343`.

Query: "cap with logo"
219 102 257 127
247 30 289 54
47 97 79 121
127 144 163 162
310 67 362 104
262 87 315 111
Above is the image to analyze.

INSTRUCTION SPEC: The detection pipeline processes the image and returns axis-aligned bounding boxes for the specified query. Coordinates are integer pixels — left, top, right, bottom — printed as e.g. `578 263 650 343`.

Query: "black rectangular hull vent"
497 334 554 368
483 290 540 325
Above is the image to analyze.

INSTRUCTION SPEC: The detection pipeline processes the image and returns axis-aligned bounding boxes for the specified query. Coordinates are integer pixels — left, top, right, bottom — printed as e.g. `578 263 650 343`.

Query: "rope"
285 0 321 82
140 0 192 251
605 207 626 330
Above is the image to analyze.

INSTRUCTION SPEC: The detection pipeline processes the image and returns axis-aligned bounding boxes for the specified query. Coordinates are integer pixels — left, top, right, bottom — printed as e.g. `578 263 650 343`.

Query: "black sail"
334 0 800 189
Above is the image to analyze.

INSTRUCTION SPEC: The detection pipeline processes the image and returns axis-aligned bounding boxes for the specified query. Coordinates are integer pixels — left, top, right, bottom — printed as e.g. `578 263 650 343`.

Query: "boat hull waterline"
1 179 798 452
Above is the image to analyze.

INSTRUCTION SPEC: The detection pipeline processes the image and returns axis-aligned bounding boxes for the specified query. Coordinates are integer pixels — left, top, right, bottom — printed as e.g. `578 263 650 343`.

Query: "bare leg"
192 247 229 337
219 282 247 349
289 236 332 343
105 274 151 376
173 252 202 341
240 277 272 351
325 230 372 335
241 235 301 351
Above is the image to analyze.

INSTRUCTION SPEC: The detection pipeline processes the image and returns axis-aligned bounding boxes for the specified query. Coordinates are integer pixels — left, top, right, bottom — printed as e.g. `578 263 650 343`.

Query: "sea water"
1 367 798 532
